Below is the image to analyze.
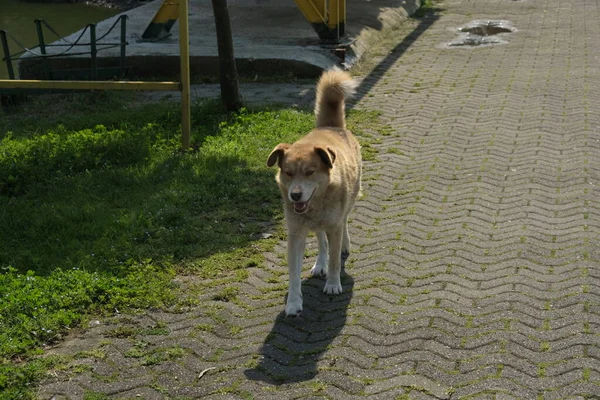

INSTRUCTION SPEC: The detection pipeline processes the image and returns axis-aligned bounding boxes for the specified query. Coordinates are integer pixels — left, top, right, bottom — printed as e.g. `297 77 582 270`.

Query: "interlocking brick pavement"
37 0 600 398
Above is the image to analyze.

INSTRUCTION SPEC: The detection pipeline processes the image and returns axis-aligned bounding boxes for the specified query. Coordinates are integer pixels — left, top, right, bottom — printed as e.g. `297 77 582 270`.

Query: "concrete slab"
18 0 420 79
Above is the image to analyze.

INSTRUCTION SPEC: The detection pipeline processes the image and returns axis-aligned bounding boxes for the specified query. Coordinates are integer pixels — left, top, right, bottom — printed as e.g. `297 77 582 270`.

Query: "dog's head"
267 142 336 214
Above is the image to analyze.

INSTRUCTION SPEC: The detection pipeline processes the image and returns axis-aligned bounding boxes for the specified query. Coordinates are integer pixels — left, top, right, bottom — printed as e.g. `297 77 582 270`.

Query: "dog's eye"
305 170 314 176
285 171 294 177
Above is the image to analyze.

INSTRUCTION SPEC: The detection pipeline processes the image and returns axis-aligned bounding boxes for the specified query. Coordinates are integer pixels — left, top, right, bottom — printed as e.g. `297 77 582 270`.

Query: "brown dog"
267 69 361 316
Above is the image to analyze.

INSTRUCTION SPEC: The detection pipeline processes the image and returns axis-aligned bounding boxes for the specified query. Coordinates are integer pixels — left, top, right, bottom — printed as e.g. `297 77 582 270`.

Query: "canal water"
0 0 118 78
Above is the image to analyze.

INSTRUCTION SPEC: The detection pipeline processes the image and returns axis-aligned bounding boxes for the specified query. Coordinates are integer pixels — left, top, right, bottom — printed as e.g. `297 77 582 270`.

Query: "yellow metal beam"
178 0 191 150
293 0 326 24
294 0 346 41
0 80 180 91
142 0 180 40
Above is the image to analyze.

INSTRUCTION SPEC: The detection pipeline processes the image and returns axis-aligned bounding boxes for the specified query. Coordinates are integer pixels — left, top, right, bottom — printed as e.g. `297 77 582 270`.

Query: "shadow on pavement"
245 272 354 383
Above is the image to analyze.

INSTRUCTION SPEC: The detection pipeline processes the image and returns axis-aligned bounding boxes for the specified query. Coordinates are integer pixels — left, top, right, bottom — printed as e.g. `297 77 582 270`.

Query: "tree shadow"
0 152 281 276
245 271 354 383
349 8 443 108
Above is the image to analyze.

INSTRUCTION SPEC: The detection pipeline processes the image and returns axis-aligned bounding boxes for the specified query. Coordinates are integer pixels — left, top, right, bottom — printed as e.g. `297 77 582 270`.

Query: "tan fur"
314 67 358 129
267 68 361 317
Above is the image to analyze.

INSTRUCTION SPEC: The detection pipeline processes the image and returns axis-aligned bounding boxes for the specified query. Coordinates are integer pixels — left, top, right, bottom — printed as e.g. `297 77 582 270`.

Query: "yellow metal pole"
328 0 345 38
328 0 339 33
0 80 180 91
340 0 346 36
178 0 191 150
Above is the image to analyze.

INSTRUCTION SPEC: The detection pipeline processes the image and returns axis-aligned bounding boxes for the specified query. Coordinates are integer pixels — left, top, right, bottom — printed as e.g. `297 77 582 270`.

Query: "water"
0 0 118 78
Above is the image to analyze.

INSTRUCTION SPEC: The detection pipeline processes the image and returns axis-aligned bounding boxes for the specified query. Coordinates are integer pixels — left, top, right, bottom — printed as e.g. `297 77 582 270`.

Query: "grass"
0 91 380 398
0 96 312 274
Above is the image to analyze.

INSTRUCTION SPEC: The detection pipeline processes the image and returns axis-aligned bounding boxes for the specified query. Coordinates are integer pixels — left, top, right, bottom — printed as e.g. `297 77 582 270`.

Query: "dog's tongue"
294 202 308 213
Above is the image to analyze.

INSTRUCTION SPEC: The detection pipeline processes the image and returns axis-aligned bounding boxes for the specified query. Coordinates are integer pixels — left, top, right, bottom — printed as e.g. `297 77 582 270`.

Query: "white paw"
323 279 343 295
310 262 327 277
285 293 303 317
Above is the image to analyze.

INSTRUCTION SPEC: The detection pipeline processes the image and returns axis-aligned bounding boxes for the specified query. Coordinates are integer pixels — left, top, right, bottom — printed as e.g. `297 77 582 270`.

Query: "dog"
267 68 361 317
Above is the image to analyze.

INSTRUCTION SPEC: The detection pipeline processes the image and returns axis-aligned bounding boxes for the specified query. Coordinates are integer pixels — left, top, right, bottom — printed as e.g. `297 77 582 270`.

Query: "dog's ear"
315 146 336 169
267 143 290 168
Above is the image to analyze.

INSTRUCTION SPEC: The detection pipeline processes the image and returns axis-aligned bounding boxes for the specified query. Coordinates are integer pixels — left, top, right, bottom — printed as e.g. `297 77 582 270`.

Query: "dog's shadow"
244 271 354 384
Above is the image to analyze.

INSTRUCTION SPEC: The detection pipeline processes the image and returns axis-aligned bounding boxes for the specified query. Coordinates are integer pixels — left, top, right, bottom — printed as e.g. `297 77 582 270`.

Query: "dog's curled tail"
315 68 358 129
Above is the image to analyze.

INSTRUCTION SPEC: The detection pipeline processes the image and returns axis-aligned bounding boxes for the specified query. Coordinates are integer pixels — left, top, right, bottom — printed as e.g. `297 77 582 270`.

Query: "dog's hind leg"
324 226 343 295
341 217 351 270
286 230 307 317
310 231 328 277
342 217 351 254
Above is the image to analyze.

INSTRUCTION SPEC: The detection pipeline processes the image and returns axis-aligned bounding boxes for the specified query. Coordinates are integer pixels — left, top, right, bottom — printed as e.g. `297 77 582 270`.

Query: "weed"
75 349 106 360
104 326 138 338
83 392 110 400
0 354 69 399
540 342 550 352
195 324 215 333
212 286 240 302
125 341 149 358
229 325 243 336
139 322 170 336
244 356 260 369
141 346 185 366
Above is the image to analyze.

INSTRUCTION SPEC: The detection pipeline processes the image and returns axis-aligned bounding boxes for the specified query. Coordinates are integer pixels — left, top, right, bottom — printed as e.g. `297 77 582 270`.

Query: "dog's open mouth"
293 200 310 214
290 190 314 214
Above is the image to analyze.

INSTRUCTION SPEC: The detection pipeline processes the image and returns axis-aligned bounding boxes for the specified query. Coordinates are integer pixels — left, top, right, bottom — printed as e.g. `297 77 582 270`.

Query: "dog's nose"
290 191 302 201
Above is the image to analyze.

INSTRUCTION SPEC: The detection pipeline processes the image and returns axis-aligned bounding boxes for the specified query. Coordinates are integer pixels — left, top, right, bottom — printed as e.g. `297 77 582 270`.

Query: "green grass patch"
0 92 381 398
140 346 186 366
83 391 111 400
0 354 69 400
212 286 240 302
104 326 138 338
0 262 175 357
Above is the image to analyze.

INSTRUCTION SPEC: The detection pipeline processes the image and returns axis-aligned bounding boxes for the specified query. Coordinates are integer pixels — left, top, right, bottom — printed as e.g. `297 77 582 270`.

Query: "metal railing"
0 15 128 80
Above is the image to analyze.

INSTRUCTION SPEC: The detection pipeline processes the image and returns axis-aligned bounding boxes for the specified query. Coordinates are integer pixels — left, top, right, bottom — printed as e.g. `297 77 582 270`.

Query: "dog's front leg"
286 230 307 317
310 231 328 277
324 226 343 294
